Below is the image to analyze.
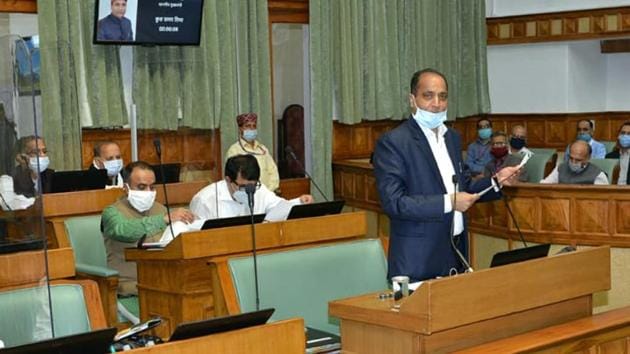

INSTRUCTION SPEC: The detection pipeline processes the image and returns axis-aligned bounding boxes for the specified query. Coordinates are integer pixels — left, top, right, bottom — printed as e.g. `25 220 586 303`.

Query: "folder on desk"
306 327 341 353
287 200 345 220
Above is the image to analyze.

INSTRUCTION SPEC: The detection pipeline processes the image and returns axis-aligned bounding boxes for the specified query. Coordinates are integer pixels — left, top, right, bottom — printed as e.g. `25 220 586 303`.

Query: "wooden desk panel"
455 306 630 354
128 318 305 354
0 247 75 289
330 247 610 354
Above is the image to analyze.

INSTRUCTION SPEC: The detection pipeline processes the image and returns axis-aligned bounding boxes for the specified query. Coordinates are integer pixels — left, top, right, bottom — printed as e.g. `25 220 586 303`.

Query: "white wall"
488 40 630 113
487 43 569 112
8 13 38 37
606 53 630 110
567 41 607 112
486 0 630 17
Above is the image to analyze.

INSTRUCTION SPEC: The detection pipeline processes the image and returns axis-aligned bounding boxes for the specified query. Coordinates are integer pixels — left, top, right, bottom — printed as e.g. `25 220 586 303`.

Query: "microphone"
153 138 175 244
450 175 474 273
245 182 260 311
285 146 328 201
501 194 528 248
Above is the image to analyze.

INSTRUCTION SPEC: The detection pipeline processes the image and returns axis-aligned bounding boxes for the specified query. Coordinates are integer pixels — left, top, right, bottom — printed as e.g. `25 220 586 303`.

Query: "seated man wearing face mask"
541 140 609 185
564 119 606 161
606 121 630 185
225 113 280 192
190 154 313 221
101 161 194 296
89 141 124 188
12 135 54 197
482 131 528 182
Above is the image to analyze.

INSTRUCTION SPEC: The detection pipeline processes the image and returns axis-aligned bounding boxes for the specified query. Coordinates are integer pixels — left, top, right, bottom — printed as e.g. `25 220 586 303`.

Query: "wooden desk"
329 247 610 353
125 211 368 338
128 318 305 354
455 306 630 354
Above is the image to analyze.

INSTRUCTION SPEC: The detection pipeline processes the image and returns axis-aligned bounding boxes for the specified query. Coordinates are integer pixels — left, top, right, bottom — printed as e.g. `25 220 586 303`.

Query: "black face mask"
510 137 526 150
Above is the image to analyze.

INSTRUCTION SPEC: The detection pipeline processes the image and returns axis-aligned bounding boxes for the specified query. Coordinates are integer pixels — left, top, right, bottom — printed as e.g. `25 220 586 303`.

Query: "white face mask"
412 107 447 129
126 185 156 212
29 156 50 174
103 159 123 177
233 190 249 205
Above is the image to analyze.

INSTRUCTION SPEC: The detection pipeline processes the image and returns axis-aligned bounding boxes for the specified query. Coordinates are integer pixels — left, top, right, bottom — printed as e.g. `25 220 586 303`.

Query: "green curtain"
37 0 128 170
313 0 489 125
309 1 335 200
133 0 272 158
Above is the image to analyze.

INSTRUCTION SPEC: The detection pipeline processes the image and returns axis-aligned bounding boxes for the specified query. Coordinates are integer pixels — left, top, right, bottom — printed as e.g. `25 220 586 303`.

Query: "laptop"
306 327 341 354
201 214 265 230
0 327 116 354
287 200 345 220
50 169 108 193
490 243 551 268
0 238 44 255
152 163 181 184
169 308 274 342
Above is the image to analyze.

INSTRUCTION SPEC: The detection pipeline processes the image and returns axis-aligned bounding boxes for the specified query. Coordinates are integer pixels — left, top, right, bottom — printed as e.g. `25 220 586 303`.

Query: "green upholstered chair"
228 239 388 335
64 215 139 325
0 283 92 348
525 151 556 183
589 159 619 184
528 148 556 156
601 141 616 154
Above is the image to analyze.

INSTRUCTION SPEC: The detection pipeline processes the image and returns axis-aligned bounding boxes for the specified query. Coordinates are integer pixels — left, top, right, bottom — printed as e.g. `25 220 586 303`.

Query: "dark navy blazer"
97 14 133 42
373 118 500 281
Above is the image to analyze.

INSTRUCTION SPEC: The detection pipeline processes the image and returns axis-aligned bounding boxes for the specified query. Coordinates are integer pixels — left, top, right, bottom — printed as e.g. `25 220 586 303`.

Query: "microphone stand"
153 139 175 243
450 175 473 273
245 184 261 311
501 194 528 248
285 146 328 202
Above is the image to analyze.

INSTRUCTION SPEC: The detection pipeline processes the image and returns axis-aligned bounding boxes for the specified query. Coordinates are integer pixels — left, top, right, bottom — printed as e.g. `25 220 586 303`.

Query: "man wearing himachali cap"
225 113 280 192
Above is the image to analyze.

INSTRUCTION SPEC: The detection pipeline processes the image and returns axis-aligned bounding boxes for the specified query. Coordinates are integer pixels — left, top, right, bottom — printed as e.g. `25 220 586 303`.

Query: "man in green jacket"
102 161 193 295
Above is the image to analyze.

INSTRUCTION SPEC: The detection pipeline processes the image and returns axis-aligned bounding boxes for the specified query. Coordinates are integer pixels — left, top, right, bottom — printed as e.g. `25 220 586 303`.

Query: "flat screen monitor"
169 308 274 342
490 243 551 268
201 214 265 230
287 200 345 220
0 327 116 354
93 0 204 46
0 238 44 255
50 169 108 194
152 163 181 184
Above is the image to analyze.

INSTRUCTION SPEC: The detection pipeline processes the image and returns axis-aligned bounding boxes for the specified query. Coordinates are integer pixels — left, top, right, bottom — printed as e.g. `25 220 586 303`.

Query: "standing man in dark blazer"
373 68 520 282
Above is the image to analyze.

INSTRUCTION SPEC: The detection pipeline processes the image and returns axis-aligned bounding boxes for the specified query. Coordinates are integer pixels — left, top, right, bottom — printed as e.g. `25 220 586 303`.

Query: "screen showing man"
96 0 136 42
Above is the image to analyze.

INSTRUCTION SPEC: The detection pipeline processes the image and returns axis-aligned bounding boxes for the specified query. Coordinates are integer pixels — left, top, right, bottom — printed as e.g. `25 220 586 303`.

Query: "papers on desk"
264 199 301 222
152 219 205 247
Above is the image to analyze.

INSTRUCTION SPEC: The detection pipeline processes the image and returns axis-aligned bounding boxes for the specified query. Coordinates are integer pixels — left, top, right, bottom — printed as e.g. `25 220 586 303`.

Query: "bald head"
569 140 591 165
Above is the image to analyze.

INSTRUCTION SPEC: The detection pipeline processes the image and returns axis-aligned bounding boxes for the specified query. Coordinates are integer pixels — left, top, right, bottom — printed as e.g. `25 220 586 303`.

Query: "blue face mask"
103 159 123 177
478 128 492 140
412 108 447 129
243 129 257 142
577 133 592 142
619 134 630 148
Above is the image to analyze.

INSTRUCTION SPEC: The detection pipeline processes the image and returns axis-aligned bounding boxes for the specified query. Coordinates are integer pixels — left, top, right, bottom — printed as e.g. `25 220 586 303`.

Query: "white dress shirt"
416 122 464 235
189 180 301 220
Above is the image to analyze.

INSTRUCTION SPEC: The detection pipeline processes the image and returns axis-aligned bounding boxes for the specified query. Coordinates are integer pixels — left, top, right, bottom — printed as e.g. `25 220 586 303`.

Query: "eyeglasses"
235 181 262 191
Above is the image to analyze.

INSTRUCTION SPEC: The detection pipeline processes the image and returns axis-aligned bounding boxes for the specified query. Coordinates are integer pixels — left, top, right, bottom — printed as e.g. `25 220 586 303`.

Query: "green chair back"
64 215 117 276
0 284 92 347
601 141 616 154
228 239 388 335
525 151 555 183
589 159 618 183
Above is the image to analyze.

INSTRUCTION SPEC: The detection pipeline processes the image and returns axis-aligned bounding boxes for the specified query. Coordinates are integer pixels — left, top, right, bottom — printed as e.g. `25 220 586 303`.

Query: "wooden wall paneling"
539 197 571 234
508 196 536 232
268 0 309 23
616 201 630 236
526 120 546 147
573 198 610 236
81 128 222 181
487 6 630 45
0 0 36 13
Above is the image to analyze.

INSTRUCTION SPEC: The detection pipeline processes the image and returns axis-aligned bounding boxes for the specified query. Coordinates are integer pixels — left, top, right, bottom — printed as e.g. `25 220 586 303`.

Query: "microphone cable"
450 175 473 273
